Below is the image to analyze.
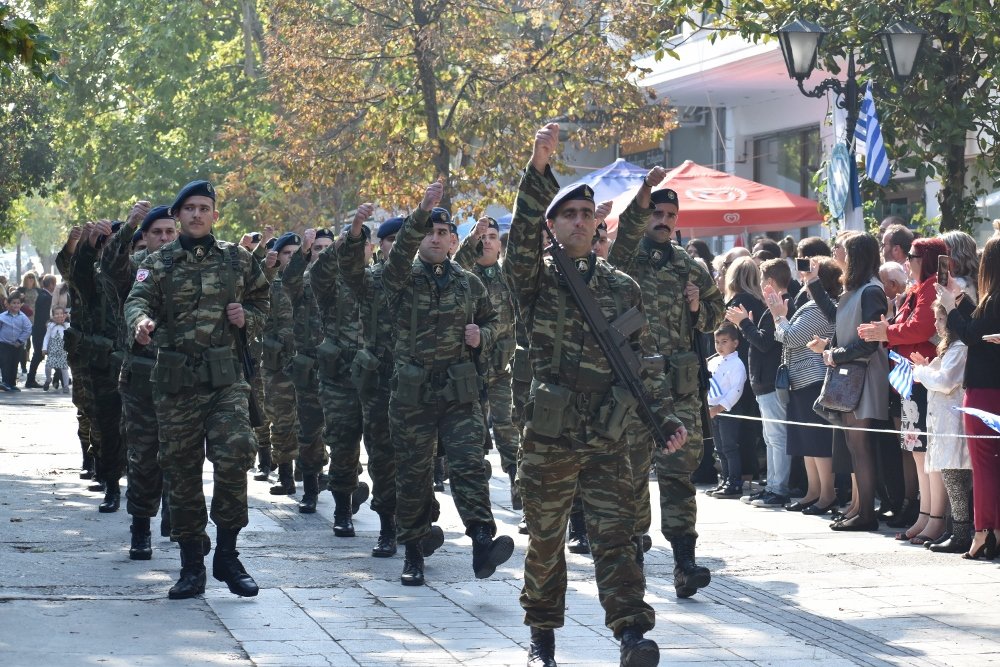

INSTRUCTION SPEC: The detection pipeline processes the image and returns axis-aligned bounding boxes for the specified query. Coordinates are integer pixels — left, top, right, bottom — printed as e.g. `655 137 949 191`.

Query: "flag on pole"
854 82 891 186
954 407 1000 435
888 350 913 400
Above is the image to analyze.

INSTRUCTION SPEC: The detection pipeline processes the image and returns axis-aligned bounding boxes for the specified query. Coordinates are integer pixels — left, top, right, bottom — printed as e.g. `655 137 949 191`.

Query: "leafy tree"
657 0 1000 231
0 3 59 81
10 190 73 273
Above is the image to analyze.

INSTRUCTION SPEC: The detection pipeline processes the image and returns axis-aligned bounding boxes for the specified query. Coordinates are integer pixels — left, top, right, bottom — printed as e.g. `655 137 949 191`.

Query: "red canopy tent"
605 160 822 237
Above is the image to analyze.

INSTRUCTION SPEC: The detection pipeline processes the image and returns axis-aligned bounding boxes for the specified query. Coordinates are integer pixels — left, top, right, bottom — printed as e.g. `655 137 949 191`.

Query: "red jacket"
887 277 938 362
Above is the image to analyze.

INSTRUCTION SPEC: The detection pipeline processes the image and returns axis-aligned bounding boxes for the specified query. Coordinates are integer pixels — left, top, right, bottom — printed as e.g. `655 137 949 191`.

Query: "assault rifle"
542 225 682 448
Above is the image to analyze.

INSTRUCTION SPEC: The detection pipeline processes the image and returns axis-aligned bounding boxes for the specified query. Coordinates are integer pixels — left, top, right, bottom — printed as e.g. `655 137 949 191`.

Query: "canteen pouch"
261 337 285 372
204 346 239 389
316 337 343 380
527 382 574 438
493 338 517 372
446 361 480 405
153 349 189 394
512 346 532 383
669 350 700 396
394 363 427 406
592 385 639 441
129 356 155 397
85 335 115 370
108 350 126 380
290 354 316 389
351 348 381 393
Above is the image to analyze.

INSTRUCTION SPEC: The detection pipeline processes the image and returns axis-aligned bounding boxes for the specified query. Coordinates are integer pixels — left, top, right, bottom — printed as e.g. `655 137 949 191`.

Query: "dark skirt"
786 381 833 458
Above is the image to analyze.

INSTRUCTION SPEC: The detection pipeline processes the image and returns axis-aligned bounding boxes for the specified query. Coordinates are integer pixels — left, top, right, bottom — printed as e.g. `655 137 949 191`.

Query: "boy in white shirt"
706 322 747 498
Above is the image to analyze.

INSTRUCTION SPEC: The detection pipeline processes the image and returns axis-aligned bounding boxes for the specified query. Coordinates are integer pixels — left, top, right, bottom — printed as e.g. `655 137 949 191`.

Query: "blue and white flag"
708 377 722 403
954 407 1000 435
888 350 913 400
855 82 891 186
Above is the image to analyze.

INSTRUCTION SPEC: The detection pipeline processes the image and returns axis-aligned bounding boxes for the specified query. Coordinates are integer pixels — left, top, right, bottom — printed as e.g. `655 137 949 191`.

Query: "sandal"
910 515 946 546
895 512 929 541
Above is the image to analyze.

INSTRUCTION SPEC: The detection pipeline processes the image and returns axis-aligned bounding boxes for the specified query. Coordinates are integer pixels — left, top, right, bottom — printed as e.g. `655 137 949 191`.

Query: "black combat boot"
213 527 259 597
269 462 295 495
508 465 522 511
80 453 95 480
332 491 355 537
619 626 659 666
527 627 557 666
433 456 447 492
668 534 711 598
400 542 425 586
88 479 106 493
420 525 445 557
518 515 528 535
470 523 515 579
566 510 590 554
99 478 121 513
129 516 153 560
253 447 272 481
351 481 370 514
168 540 206 600
298 474 319 514
160 487 171 537
372 513 397 558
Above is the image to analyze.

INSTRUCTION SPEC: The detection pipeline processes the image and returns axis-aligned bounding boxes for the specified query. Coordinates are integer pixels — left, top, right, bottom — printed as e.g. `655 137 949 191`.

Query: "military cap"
315 228 335 241
545 182 595 220
650 188 679 208
429 207 456 232
340 223 372 242
170 179 216 215
265 237 277 250
140 205 173 233
483 216 500 231
273 232 301 252
131 229 144 244
378 216 405 240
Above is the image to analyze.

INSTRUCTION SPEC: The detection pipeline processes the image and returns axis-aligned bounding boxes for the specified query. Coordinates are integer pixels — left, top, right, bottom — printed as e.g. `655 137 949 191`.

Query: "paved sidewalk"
2 391 1000 666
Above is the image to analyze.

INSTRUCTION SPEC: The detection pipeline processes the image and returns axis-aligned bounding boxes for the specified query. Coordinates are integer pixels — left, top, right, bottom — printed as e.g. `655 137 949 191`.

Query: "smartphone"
250 232 262 243
937 255 951 287
796 257 811 272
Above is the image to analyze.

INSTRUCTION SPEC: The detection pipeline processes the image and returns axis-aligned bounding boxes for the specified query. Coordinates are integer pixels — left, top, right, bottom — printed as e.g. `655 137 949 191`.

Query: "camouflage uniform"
124 236 270 543
250 245 273 469
281 250 331 476
260 274 299 466
453 234 519 473
378 208 499 546
504 163 679 637
608 225 723 540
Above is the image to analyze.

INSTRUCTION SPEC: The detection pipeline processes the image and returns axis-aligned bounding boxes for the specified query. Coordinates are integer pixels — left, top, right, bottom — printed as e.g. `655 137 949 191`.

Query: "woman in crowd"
18 271 40 374
940 230 980 303
686 238 715 268
940 226 1000 559
771 258 841 514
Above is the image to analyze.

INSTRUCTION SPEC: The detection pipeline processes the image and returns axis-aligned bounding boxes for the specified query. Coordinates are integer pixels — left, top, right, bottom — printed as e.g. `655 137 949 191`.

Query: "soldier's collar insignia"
484 265 496 278
651 249 663 262
575 257 589 273
432 263 446 277
194 246 206 260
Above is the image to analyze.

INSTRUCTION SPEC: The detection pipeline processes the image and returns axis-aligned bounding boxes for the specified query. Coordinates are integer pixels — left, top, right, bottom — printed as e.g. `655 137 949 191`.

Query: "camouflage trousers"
519 431 653 636
120 372 162 518
293 374 329 476
154 380 257 542
90 371 125 484
68 354 95 457
320 372 364 494
251 361 272 458
486 371 519 473
359 367 397 516
652 390 703 539
389 386 495 545
263 365 299 466
627 425 653 536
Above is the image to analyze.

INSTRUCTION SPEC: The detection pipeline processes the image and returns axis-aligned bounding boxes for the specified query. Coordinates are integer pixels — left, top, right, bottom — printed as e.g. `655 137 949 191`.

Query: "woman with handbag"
771 258 840 514
816 233 890 532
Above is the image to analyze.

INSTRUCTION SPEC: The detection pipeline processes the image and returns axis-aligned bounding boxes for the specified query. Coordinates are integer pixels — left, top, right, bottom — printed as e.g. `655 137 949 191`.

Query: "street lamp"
879 21 928 82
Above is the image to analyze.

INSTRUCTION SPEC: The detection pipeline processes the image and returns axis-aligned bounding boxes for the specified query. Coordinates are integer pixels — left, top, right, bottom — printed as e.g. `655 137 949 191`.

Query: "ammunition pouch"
128 356 155 398
393 363 427 407
108 350 126 380
591 385 638 442
512 346 532 384
152 349 191 394
82 335 115 370
316 337 343 381
492 338 517 373
289 354 317 390
669 351 701 397
261 337 286 372
444 361 480 405
351 348 381 394
203 346 240 389
526 382 575 438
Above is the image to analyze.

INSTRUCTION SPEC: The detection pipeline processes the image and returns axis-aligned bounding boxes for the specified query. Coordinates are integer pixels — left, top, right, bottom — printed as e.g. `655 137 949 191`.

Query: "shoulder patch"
136 269 150 282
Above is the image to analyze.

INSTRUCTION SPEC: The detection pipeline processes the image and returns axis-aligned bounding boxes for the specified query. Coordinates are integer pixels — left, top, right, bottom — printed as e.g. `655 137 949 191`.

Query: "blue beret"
340 224 371 241
264 237 277 250
131 230 144 244
315 228 335 241
274 232 302 253
650 188 679 208
545 182 595 220
483 216 500 231
430 207 455 232
377 216 405 240
170 180 216 215
140 205 173 233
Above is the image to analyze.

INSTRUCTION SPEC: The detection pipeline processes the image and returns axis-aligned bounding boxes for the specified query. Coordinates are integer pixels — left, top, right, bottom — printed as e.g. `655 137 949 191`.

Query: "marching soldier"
125 180 270 600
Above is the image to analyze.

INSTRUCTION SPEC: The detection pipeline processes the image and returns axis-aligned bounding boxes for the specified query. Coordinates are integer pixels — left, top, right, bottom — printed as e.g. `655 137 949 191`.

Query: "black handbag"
815 360 867 412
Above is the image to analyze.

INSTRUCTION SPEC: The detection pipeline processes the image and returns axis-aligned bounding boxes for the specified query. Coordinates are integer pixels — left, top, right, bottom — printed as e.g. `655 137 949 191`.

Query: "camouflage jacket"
262 274 295 353
453 235 516 377
338 246 398 369
503 163 676 423
71 242 121 346
100 219 155 358
124 236 270 358
378 208 498 373
282 247 324 357
608 227 724 358
309 241 364 356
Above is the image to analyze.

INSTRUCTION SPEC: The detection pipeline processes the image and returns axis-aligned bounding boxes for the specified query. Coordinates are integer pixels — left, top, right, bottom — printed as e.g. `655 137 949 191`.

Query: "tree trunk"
938 141 967 232
412 1 451 210
15 232 22 284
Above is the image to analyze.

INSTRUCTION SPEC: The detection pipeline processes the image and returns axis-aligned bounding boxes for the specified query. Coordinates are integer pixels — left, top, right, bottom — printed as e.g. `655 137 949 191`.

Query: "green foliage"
0 3 59 82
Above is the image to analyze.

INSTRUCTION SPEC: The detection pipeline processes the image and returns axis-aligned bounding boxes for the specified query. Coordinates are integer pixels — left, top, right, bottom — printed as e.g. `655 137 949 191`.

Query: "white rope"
716 412 1000 439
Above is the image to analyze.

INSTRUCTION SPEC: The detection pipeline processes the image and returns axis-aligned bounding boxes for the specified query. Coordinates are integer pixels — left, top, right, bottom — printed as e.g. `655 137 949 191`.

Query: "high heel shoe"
802 501 839 516
784 498 819 512
830 516 880 532
910 515 946 545
962 531 998 560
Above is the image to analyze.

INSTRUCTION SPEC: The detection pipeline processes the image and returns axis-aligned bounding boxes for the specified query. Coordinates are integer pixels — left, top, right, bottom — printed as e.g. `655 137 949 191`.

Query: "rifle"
235 327 266 428
677 231 714 452
542 226 682 448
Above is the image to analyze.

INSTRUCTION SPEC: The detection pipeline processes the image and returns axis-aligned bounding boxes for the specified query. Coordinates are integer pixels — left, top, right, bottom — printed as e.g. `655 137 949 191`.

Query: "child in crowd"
706 322 747 498
42 307 71 394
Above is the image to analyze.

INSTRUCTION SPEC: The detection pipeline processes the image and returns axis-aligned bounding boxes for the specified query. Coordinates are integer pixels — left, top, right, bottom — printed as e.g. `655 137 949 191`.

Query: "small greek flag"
954 407 1000 435
888 350 913 400
708 377 722 403
854 82 891 186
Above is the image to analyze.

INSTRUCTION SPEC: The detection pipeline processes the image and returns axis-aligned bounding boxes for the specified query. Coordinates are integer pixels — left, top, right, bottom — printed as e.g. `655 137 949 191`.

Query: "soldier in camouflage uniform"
248 235 276 484
505 124 687 667
364 180 513 587
609 184 724 600
282 229 334 514
125 180 269 600
102 203 178 559
454 216 520 509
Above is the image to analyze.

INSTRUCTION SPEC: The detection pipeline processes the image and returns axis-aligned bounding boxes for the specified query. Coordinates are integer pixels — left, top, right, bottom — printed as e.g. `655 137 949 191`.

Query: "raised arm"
606 166 664 267
382 182 442 297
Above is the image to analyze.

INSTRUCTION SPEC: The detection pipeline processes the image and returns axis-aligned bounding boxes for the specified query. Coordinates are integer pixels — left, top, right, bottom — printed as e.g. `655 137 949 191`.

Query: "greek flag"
888 350 913 400
954 407 1000 435
854 82 891 186
708 377 723 403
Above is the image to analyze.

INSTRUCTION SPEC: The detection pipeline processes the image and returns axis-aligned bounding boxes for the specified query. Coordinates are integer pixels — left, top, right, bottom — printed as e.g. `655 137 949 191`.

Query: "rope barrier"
715 411 1000 440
